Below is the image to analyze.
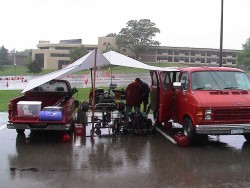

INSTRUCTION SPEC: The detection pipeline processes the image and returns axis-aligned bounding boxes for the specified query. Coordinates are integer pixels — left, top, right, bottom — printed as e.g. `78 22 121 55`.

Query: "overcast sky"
1 0 250 51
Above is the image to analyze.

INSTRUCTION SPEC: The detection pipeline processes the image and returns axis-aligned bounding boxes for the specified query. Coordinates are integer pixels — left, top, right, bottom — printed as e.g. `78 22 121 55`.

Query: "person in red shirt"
125 78 142 114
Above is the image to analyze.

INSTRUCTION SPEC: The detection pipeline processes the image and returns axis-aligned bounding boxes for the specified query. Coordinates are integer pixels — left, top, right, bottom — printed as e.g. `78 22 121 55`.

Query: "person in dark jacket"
135 78 150 113
125 79 142 114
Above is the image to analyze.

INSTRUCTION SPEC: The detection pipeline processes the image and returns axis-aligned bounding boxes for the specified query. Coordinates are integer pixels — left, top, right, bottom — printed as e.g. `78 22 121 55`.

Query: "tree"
237 37 250 67
0 45 11 69
26 57 42 75
69 46 88 62
106 33 117 37
117 19 160 60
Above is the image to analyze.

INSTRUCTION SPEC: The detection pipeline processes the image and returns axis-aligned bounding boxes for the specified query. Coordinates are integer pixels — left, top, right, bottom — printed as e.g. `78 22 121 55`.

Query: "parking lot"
1 111 250 188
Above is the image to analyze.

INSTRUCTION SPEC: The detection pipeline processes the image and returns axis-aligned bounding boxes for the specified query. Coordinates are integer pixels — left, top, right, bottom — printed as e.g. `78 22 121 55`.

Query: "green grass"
0 65 56 76
0 89 89 112
0 88 122 112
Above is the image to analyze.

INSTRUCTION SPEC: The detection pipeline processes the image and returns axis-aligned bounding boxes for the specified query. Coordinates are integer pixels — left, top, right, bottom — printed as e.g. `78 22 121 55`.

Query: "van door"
150 70 179 124
159 71 179 123
150 70 160 123
173 72 189 121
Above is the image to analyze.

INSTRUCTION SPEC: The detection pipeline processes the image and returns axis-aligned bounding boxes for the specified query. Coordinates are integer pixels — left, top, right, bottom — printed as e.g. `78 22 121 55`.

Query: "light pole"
14 63 16 78
219 0 224 67
13 49 16 78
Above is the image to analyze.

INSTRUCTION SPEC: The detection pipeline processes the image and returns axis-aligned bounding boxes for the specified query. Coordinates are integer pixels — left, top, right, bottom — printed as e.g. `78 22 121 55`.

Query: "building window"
168 56 173 62
35 54 44 68
190 57 195 63
180 57 185 62
58 60 70 69
195 58 200 62
206 58 211 63
50 53 69 57
157 49 163 54
191 51 195 56
55 47 71 50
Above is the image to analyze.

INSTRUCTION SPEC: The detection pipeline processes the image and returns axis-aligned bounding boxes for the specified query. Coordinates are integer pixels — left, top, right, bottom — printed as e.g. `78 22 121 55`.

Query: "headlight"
205 109 212 120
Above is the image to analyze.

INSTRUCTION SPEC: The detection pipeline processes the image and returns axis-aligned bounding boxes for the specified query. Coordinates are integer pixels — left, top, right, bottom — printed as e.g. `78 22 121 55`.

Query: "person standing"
125 79 142 114
135 78 150 113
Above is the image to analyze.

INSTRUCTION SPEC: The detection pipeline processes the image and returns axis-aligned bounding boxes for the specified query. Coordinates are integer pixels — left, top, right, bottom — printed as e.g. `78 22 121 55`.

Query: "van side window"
152 72 158 87
163 73 171 90
180 73 189 90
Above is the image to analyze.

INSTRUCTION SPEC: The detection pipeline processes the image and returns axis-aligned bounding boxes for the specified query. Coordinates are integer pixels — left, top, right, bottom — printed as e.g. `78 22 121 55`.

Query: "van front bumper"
195 124 250 135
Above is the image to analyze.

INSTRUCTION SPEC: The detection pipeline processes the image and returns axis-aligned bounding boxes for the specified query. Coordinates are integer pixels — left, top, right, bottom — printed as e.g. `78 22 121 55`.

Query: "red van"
150 67 250 144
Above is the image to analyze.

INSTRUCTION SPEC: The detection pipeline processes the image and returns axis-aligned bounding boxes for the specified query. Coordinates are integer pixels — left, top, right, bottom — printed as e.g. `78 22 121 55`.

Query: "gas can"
74 123 86 137
174 133 190 147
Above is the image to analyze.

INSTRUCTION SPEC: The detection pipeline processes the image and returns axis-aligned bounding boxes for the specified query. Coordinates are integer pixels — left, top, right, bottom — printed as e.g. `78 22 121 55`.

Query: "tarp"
22 49 110 93
103 51 157 70
22 49 179 93
103 50 178 71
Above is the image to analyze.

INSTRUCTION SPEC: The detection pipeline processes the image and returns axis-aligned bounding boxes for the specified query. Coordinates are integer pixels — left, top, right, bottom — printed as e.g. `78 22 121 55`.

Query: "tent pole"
91 49 98 137
110 65 112 84
90 68 93 87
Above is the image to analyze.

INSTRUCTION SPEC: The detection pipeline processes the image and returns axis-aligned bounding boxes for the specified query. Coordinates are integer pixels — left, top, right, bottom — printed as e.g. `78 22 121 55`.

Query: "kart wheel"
16 129 25 134
95 129 101 136
244 134 250 142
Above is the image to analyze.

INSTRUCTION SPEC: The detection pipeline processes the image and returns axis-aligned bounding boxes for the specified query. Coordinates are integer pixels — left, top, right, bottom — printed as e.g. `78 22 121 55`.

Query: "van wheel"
183 117 195 144
16 129 25 134
244 134 250 142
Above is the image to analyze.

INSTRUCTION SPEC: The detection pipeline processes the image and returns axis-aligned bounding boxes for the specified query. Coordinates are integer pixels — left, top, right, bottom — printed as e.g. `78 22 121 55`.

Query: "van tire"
183 117 195 144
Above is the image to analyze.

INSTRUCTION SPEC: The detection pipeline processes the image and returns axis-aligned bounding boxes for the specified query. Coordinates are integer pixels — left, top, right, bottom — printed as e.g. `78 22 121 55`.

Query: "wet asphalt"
1 111 250 188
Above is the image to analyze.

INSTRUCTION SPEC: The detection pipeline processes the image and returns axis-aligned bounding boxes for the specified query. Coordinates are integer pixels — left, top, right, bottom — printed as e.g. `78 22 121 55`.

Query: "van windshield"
191 71 250 90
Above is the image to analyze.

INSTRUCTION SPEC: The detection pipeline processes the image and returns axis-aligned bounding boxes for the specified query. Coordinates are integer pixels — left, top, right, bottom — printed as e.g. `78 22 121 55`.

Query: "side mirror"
173 82 182 89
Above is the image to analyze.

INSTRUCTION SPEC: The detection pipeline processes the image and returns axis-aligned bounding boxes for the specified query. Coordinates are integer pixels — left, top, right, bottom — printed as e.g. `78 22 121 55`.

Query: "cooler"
39 110 62 121
17 101 42 116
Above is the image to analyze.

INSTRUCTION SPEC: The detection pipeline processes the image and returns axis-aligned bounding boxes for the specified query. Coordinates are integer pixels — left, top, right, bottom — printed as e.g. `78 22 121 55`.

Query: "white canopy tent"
22 49 178 93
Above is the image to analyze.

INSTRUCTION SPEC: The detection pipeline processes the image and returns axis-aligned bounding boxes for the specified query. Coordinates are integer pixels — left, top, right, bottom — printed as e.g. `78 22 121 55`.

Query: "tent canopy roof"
22 49 178 93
